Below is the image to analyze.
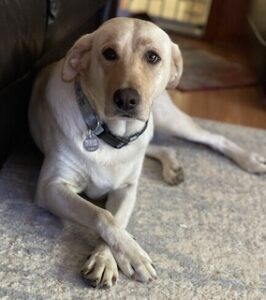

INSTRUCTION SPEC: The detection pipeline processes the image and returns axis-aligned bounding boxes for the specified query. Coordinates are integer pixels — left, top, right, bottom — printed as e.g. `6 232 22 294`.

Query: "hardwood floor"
169 86 266 129
169 35 266 130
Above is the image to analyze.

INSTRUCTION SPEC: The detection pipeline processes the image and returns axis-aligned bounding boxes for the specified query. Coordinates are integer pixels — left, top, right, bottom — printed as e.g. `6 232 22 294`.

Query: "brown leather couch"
0 0 116 167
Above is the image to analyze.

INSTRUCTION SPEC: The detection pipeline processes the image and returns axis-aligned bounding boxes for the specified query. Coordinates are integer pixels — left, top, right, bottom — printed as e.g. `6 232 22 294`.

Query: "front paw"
81 245 118 289
111 230 157 282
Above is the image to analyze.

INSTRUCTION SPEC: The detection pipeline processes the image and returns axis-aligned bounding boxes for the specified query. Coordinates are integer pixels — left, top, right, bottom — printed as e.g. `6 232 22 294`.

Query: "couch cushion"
37 0 108 68
45 0 107 50
0 0 46 90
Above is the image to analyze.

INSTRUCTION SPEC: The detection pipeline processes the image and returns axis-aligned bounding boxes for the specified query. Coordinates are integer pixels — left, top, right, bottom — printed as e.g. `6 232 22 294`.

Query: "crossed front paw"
110 230 157 283
81 245 118 289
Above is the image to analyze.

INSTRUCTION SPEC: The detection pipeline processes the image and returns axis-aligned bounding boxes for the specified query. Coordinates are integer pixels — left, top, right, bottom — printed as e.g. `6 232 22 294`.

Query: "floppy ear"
167 43 183 89
61 33 94 82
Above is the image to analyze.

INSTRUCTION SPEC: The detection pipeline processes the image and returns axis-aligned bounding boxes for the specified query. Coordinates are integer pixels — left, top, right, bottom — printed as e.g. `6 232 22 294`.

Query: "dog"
28 17 266 288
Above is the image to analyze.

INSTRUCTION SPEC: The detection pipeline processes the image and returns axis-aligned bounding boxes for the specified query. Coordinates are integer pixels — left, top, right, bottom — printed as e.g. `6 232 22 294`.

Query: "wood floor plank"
169 87 266 129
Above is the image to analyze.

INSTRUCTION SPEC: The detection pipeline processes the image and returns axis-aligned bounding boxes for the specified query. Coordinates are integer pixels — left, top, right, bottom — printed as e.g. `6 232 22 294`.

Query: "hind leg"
152 91 266 174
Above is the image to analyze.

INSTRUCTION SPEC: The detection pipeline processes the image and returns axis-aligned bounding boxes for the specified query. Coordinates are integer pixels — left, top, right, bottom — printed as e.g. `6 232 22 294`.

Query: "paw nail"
112 276 117 284
101 282 111 289
90 279 100 288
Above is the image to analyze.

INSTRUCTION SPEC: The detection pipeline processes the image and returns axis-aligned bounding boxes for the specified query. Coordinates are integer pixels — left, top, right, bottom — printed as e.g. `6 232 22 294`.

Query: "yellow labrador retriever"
29 17 266 288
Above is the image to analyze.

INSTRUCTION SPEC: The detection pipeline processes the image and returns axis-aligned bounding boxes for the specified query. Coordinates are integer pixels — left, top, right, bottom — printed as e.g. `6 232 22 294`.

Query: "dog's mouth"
117 112 147 122
105 109 146 122
104 104 148 122
121 113 134 119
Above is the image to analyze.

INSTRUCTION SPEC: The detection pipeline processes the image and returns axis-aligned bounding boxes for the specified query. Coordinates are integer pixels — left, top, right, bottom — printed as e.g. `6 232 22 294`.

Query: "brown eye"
102 48 118 61
145 50 161 64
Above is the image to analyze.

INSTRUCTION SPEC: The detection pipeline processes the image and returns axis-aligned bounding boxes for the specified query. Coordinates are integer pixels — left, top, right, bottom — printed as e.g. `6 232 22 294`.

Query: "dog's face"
62 17 183 122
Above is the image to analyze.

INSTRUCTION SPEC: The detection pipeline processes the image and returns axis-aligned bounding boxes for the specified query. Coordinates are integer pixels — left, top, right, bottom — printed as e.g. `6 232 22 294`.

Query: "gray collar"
74 81 148 151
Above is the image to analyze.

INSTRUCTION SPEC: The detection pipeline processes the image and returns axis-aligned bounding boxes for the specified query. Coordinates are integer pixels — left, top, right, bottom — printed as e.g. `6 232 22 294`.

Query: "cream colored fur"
29 17 266 289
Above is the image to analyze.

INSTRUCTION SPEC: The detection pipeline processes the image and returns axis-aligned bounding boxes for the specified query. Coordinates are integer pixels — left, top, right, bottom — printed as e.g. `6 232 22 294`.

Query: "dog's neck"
75 80 148 149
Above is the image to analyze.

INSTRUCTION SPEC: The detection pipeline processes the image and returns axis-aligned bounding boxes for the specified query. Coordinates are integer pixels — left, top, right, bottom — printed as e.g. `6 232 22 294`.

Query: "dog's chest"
82 146 142 199
85 162 118 198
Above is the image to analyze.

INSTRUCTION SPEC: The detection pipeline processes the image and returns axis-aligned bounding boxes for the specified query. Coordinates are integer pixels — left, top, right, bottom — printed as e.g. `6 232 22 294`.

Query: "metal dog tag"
83 130 99 152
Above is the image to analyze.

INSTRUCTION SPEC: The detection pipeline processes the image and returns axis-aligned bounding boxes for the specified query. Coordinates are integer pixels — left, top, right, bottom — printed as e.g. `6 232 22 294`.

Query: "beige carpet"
0 119 265 300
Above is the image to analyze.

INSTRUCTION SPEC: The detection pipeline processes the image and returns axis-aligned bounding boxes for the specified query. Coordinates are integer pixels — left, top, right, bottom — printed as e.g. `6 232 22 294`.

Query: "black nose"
113 88 140 112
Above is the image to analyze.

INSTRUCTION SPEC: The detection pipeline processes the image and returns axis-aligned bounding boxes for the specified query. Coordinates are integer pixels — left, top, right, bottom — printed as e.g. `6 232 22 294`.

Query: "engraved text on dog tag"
83 130 99 152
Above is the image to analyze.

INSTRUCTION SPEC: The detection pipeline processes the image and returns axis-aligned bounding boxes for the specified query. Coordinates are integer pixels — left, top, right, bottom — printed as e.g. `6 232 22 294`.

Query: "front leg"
106 184 156 282
81 183 157 287
37 158 155 288
153 91 266 173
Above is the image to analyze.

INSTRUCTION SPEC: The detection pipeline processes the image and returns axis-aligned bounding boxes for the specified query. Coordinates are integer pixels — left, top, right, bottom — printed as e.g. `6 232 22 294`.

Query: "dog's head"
62 17 182 122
